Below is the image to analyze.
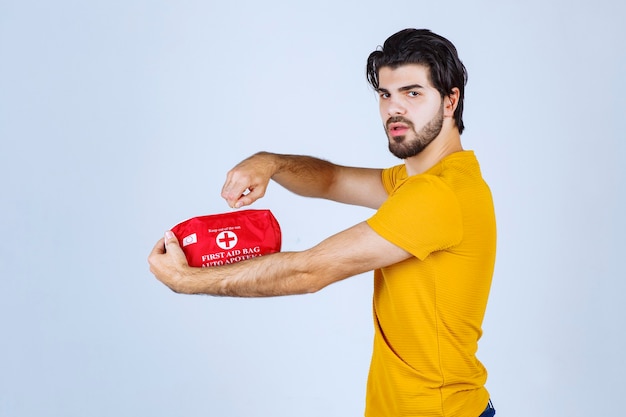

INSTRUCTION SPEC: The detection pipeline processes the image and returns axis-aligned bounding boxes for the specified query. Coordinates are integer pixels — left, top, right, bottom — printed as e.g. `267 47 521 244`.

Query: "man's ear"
444 87 460 118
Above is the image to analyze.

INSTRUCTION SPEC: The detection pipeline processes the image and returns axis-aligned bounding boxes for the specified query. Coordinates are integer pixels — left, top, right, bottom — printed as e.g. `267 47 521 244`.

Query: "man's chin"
389 145 415 160
389 141 429 159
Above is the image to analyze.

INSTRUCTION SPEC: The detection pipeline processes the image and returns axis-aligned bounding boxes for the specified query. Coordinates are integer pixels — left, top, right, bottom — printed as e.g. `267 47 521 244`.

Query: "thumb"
164 230 181 251
163 230 189 266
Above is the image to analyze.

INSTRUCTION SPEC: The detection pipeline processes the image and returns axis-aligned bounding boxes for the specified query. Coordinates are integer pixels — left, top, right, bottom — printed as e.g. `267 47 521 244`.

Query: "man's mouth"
388 123 410 137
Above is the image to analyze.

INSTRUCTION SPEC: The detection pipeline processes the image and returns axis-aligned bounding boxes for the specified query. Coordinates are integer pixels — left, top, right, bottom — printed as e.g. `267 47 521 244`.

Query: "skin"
148 64 463 296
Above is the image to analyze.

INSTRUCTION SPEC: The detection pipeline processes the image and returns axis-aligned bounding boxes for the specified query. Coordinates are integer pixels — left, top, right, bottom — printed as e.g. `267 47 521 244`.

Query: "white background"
1 1 624 416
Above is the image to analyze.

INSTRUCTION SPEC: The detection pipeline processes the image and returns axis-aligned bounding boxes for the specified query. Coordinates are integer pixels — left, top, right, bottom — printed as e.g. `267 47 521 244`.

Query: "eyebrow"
377 84 425 94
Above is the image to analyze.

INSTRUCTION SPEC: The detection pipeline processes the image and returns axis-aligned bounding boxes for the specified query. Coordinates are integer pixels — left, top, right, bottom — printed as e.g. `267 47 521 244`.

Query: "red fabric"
171 209 282 267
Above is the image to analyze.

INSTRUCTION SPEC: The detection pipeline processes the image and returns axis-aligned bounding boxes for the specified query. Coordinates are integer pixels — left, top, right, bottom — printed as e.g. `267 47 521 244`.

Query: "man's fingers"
148 237 166 276
233 194 252 209
221 176 250 208
150 237 166 256
234 186 266 208
221 153 274 208
222 180 267 208
148 232 181 268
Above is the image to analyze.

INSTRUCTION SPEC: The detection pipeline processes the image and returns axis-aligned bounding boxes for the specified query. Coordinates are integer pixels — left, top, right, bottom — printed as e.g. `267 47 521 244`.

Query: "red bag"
170 209 282 267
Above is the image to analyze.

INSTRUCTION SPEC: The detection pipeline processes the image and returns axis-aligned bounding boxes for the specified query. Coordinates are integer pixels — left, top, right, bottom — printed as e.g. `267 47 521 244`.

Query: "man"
149 28 497 417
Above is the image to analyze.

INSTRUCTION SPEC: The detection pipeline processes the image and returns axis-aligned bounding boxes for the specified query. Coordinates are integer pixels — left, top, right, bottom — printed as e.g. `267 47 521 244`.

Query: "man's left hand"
148 231 196 294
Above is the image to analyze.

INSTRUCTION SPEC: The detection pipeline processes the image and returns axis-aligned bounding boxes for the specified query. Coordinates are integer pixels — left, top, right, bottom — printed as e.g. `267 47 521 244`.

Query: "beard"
386 104 444 159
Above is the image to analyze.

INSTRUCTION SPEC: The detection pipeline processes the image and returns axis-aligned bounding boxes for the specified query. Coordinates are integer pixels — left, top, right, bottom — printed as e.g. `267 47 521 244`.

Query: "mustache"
386 116 414 128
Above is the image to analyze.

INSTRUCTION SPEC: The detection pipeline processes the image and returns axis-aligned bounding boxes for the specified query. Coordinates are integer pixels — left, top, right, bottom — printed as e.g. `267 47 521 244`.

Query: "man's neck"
404 128 463 176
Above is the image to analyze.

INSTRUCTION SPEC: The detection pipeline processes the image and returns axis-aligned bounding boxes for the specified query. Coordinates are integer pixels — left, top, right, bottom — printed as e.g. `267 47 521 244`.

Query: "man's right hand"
221 152 277 208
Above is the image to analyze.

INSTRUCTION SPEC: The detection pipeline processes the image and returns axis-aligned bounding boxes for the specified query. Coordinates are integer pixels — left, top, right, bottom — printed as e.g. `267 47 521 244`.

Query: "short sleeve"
367 175 463 260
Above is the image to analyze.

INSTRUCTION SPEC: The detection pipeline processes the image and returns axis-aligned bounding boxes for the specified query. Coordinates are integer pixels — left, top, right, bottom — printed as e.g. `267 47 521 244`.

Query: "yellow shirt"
365 151 496 417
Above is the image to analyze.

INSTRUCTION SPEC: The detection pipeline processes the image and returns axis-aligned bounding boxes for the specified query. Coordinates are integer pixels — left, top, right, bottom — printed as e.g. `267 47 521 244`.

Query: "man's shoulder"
381 164 407 192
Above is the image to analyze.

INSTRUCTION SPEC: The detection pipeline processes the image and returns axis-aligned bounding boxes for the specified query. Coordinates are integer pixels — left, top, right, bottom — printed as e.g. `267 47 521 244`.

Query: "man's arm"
221 152 387 209
148 221 411 297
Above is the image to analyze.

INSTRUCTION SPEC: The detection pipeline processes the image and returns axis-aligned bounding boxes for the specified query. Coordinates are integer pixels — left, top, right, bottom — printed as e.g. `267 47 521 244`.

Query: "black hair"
366 29 468 133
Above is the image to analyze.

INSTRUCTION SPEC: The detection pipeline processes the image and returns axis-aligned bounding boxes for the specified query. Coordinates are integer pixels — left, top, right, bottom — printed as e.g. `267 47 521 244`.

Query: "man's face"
377 64 444 159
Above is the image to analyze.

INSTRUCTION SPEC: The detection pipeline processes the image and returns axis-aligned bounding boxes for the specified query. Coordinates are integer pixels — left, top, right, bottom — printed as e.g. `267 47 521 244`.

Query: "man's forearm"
179 251 325 297
267 152 386 208
222 151 385 209
265 152 340 200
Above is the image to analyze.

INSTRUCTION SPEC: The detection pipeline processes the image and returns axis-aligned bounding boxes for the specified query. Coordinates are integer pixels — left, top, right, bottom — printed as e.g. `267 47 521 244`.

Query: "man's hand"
221 152 277 208
148 231 197 294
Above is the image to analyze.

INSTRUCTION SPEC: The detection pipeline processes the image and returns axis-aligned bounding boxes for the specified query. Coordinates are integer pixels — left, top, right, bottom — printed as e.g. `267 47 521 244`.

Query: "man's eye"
379 92 390 99
408 91 419 97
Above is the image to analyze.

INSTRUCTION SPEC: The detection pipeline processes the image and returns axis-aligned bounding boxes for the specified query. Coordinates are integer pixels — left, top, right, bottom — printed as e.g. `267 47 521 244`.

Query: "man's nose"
386 97 406 116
